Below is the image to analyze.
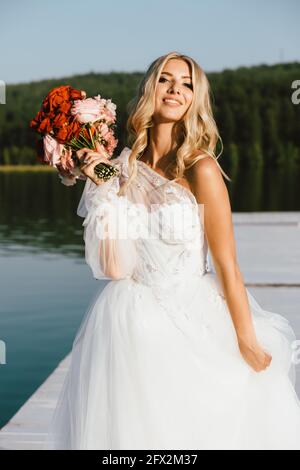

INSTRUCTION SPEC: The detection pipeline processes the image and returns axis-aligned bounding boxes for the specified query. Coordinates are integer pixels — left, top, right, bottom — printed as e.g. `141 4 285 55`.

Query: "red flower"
29 110 43 131
29 85 84 136
59 101 72 114
66 120 82 140
45 86 83 113
53 113 70 129
55 126 69 144
38 117 53 134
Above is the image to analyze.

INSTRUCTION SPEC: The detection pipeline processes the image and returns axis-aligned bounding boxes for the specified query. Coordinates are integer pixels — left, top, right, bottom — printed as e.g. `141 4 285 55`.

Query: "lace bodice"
77 146 209 287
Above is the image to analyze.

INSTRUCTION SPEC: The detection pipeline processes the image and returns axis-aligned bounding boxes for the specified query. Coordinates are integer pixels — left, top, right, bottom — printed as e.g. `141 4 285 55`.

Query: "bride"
45 51 300 450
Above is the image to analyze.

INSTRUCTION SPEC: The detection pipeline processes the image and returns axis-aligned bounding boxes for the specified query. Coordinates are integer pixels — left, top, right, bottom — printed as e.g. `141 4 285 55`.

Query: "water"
0 173 110 428
225 165 300 212
0 168 299 428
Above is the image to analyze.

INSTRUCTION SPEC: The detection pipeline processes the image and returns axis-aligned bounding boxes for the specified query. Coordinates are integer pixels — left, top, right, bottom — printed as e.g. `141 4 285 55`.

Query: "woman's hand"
76 141 113 186
238 336 272 372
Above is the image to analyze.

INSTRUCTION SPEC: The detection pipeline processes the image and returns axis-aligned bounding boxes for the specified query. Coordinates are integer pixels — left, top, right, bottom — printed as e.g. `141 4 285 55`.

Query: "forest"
0 61 299 174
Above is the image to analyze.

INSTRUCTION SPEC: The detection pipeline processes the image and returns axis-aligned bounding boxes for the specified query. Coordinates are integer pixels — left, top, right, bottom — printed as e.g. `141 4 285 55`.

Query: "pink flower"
43 134 64 166
60 147 75 171
96 122 110 138
102 108 116 125
103 130 118 156
105 99 117 119
71 95 117 125
56 158 78 186
71 96 104 124
58 173 77 186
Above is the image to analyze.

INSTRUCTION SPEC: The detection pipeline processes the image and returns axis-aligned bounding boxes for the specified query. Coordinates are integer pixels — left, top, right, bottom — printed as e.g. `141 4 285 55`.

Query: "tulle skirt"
44 271 300 450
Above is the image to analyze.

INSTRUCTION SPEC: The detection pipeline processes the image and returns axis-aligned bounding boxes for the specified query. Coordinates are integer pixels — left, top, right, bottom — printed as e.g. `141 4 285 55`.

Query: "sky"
0 0 299 84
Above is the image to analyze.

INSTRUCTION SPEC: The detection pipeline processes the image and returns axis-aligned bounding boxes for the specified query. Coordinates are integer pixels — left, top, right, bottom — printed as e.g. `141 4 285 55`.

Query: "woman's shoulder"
185 152 225 203
186 152 221 184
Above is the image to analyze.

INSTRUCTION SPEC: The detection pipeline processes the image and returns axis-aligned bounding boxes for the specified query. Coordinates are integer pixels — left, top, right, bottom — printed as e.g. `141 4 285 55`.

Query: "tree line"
0 62 299 172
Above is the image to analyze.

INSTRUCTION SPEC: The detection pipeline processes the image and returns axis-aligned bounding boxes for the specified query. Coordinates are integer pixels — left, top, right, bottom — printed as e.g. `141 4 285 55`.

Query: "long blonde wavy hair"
118 51 228 196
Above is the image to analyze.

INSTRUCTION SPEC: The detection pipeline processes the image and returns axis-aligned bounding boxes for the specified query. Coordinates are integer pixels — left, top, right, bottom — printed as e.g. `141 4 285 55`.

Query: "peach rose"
71 96 104 124
43 134 64 166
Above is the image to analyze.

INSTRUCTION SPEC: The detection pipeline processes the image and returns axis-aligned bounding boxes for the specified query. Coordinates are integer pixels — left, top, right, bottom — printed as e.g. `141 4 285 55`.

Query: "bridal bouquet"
29 85 119 186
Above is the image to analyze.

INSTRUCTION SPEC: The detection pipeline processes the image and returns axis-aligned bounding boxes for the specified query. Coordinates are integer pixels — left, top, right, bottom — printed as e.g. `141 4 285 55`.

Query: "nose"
168 82 181 95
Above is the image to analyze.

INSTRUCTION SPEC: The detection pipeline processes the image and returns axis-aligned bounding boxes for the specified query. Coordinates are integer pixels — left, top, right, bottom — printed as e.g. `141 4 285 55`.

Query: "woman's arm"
189 157 272 372
77 145 136 280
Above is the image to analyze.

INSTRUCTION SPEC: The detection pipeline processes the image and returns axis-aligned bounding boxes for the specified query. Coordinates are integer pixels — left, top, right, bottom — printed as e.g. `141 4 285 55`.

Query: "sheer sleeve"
76 152 137 281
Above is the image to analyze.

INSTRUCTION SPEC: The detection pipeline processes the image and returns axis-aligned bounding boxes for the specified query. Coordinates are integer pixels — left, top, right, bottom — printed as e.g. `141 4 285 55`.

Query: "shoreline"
0 165 56 172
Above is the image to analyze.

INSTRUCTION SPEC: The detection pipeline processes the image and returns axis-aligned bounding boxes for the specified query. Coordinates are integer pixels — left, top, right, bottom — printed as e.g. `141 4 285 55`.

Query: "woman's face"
153 58 194 124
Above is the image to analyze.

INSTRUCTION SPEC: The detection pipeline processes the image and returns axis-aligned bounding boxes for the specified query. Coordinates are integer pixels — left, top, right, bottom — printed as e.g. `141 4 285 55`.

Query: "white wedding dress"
45 146 300 450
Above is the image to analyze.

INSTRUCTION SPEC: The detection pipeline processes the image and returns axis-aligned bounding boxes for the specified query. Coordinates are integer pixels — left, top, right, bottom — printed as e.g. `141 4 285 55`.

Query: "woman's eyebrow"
161 71 192 79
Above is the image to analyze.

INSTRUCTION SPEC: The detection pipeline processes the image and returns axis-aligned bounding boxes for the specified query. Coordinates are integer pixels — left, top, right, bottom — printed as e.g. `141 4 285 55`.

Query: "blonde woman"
45 52 300 450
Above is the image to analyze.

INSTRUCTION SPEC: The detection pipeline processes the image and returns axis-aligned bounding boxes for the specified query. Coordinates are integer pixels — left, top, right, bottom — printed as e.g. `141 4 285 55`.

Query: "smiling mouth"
163 98 182 106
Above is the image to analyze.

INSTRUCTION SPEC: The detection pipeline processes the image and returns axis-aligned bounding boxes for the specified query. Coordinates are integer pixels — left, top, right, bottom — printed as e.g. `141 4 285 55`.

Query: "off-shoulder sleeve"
76 155 138 281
